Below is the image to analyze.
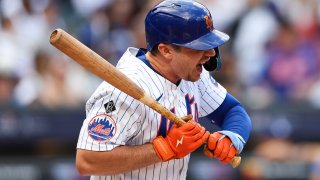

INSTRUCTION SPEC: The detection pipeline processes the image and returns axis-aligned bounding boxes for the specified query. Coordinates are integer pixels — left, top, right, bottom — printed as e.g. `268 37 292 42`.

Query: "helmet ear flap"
203 47 222 72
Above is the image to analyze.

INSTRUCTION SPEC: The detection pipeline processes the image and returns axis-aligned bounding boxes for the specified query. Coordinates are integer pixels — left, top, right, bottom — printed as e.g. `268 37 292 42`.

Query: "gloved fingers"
207 133 223 150
175 142 201 158
183 127 208 144
201 131 210 143
181 130 209 152
212 136 227 158
189 126 206 140
203 145 214 158
183 123 203 136
179 120 197 131
181 132 206 150
212 141 223 159
221 145 236 164
193 131 210 149
216 139 232 161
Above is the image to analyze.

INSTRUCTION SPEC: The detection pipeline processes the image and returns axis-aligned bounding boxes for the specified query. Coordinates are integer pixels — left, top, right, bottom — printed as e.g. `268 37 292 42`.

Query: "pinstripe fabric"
76 47 227 180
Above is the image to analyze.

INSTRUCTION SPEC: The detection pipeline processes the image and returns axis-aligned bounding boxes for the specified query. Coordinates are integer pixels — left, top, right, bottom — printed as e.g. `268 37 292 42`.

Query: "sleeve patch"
104 101 116 113
87 114 117 142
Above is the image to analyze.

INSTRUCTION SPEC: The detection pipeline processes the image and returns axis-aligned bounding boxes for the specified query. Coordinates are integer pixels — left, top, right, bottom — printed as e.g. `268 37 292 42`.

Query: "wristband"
152 136 175 161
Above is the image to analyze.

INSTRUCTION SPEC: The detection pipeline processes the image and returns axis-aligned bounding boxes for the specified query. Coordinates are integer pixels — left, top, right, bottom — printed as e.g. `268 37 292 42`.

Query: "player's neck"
146 52 180 84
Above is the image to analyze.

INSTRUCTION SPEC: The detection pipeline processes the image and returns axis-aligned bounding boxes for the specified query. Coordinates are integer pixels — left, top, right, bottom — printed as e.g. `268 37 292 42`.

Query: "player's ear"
158 43 174 61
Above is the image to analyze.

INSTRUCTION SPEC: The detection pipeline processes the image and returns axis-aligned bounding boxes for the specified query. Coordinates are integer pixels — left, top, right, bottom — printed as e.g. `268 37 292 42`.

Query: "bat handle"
180 114 241 168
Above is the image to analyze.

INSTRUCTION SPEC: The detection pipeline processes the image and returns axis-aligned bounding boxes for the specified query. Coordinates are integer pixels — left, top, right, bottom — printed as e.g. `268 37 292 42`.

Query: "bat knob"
231 156 241 168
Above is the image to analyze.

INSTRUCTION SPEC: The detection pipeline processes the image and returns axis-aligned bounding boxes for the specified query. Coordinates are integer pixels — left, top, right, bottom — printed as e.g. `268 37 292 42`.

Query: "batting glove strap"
218 130 245 153
152 136 176 162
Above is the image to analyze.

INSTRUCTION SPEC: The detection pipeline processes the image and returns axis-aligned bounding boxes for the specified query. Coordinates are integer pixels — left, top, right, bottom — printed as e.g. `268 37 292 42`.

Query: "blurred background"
0 0 319 179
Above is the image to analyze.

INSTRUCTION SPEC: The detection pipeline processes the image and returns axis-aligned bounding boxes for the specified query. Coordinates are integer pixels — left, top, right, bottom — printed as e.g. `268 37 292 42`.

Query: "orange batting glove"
203 132 238 164
153 120 210 161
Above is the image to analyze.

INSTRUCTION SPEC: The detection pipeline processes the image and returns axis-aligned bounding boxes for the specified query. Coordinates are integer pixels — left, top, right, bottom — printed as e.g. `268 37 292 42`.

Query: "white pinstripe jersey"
77 47 227 180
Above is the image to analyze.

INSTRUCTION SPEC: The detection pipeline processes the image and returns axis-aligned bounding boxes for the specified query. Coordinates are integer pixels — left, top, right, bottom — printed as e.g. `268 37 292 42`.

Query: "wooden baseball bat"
49 28 241 168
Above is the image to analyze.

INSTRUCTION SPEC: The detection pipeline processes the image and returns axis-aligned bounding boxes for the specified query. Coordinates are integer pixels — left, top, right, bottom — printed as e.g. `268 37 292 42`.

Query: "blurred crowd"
0 0 319 110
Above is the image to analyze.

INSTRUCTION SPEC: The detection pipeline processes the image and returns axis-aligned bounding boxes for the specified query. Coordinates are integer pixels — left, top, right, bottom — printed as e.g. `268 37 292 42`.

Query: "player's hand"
153 120 209 161
203 132 238 164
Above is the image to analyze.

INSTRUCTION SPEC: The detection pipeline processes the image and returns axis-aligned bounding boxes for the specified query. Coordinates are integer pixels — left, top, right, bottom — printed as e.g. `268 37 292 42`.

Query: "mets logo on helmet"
204 15 213 31
87 114 116 142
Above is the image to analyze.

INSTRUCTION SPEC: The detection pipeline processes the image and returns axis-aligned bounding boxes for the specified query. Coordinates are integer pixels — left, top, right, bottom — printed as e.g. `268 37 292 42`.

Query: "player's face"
171 47 216 82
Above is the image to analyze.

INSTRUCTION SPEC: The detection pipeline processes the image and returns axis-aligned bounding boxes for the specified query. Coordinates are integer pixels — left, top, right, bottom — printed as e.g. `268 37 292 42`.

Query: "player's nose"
201 49 216 64
204 48 216 57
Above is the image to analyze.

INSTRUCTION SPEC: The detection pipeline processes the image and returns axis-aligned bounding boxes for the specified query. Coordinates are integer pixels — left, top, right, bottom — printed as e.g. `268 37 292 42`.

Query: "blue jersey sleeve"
206 93 252 142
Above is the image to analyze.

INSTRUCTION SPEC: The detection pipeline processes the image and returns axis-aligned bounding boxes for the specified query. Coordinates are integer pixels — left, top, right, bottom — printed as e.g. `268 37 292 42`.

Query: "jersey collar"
136 48 181 86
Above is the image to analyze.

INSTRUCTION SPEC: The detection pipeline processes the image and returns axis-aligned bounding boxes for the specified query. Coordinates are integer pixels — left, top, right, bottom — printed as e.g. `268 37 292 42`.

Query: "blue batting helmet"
145 0 229 71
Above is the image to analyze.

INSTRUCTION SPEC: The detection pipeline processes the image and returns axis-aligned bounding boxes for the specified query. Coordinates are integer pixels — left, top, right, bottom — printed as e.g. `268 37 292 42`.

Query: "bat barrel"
50 29 61 44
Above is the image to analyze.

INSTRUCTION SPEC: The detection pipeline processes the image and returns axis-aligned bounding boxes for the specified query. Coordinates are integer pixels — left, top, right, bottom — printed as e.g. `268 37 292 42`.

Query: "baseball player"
76 0 252 179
